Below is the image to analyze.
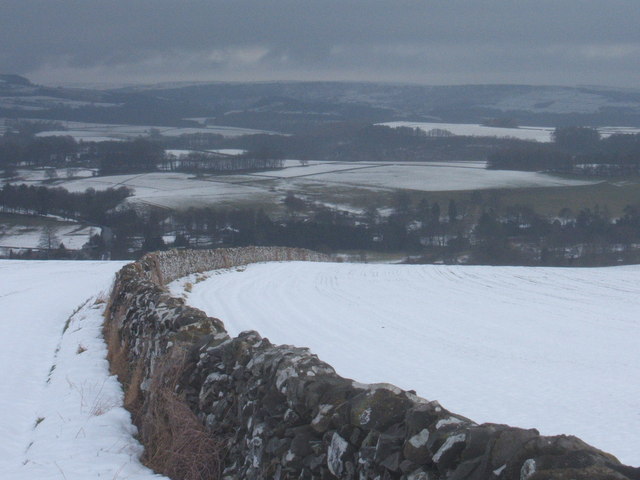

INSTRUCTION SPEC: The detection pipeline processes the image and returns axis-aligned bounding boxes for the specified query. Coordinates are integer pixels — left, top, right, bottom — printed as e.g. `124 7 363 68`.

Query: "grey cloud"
1 0 639 86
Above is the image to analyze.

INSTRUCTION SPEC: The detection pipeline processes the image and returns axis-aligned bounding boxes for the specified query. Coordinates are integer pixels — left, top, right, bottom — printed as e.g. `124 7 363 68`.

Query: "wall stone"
105 247 639 480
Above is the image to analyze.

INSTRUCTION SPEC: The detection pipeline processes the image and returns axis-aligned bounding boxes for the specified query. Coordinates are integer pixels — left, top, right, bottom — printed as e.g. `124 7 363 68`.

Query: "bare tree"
38 224 61 252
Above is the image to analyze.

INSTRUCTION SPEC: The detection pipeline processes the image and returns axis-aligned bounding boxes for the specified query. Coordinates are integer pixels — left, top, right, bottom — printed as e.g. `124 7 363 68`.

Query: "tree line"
2 182 640 265
134 198 640 266
0 184 131 223
0 131 283 176
162 123 526 163
488 127 640 175
468 204 640 266
169 151 284 173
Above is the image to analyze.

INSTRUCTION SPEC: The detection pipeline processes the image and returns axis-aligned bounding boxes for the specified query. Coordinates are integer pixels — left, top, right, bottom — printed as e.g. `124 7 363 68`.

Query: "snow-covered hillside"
0 260 165 480
2 258 638 475
380 121 640 142
173 262 640 466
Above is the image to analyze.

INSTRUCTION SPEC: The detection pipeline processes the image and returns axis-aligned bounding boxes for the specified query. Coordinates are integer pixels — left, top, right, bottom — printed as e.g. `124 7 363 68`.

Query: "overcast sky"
1 0 639 87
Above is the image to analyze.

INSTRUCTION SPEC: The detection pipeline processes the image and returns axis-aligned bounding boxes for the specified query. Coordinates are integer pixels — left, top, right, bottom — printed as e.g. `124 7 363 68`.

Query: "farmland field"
0 213 99 251
53 161 597 211
33 120 277 142
380 121 640 142
173 261 640 466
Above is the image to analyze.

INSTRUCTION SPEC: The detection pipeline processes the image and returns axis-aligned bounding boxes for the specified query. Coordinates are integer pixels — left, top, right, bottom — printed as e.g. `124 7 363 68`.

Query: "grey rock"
406 468 430 480
375 433 403 464
432 433 466 471
403 428 432 465
327 432 353 478
266 437 291 456
399 459 419 474
380 452 402 472
350 388 413 431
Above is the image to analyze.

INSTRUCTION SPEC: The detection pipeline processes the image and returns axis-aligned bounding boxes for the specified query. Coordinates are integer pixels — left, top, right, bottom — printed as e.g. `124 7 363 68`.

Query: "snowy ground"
12 168 97 184
380 121 555 142
51 161 594 210
301 162 593 191
380 121 640 142
207 149 247 156
33 120 276 142
165 149 248 157
58 172 277 210
172 261 640 466
0 97 120 111
0 222 99 250
0 260 165 480
250 162 377 179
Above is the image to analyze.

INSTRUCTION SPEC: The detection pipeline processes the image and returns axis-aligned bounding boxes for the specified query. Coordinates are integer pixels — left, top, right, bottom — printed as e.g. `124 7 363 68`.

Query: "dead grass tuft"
94 292 107 305
104 291 225 479
141 354 224 480
143 389 224 480
104 319 129 382
104 318 146 415
124 360 144 410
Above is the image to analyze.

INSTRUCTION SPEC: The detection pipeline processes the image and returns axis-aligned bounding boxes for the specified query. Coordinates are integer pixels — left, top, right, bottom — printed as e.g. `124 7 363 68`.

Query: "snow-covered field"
173 261 640 466
34 120 276 142
164 148 248 159
380 121 640 142
0 97 120 111
12 168 96 184
251 162 376 179
58 172 276 210
304 163 593 191
207 148 247 156
1 257 638 476
381 121 555 142
0 260 164 479
50 161 594 210
0 222 99 250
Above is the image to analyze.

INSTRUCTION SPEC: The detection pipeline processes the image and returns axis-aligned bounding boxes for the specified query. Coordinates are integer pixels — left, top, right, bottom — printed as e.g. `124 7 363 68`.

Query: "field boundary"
104 247 639 479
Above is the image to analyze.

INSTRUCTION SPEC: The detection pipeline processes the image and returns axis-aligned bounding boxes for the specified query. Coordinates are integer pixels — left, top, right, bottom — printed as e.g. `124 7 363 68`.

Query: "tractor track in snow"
172 261 640 466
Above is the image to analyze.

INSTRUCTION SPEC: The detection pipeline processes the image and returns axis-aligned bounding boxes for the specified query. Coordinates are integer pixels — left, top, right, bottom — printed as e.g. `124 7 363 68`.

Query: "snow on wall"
105 248 639 480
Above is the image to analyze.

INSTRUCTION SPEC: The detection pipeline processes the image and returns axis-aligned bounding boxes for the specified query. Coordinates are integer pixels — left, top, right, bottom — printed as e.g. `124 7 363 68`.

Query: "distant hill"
129 82 640 131
0 74 32 86
3 74 640 132
0 74 203 126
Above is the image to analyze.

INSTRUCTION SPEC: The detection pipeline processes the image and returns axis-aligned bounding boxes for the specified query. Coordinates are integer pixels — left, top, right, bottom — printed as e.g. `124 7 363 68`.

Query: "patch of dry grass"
141 354 225 480
104 315 224 480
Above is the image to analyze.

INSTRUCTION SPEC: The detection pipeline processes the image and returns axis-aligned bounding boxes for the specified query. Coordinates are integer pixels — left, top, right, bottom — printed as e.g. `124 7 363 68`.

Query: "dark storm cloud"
1 0 639 86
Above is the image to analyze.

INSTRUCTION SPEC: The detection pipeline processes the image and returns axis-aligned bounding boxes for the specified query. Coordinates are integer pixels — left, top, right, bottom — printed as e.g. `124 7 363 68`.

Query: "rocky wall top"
105 247 639 480
139 246 329 285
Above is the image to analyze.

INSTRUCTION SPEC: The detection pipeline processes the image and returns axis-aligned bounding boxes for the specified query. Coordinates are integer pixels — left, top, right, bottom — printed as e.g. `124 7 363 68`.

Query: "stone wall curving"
105 247 639 480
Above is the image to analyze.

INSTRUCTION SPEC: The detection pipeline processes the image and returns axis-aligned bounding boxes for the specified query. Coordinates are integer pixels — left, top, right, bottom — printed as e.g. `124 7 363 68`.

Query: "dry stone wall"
105 247 639 480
